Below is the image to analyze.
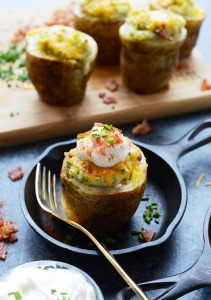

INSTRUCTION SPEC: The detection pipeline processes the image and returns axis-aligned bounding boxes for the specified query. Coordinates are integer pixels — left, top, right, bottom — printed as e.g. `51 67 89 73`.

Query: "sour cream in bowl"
0 260 104 300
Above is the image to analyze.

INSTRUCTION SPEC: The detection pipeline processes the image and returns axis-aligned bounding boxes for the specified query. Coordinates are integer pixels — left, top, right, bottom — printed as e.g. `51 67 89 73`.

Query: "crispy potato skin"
60 158 147 235
179 17 204 59
120 29 186 93
74 13 124 65
26 52 96 106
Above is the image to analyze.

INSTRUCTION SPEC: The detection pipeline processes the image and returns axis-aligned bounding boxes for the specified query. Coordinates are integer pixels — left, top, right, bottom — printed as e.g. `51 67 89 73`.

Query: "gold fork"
35 163 149 300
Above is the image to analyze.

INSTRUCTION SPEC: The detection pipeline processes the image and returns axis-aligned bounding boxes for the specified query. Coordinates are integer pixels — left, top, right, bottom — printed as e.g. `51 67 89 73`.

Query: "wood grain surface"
0 2 211 148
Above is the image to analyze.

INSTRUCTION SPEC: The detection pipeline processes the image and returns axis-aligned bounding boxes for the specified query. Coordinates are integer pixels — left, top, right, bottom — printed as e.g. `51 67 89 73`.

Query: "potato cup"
61 123 148 235
26 25 98 106
119 9 187 93
149 0 206 59
74 0 131 65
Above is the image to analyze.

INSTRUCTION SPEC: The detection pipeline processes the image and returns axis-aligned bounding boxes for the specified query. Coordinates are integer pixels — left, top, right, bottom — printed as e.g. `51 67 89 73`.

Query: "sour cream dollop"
76 123 131 167
0 267 96 300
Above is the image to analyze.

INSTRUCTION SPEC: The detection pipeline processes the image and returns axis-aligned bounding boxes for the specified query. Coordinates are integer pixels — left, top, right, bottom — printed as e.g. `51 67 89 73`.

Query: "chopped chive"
8 291 22 299
51 289 56 294
77 136 85 140
102 134 108 138
107 138 115 145
155 220 160 224
144 216 151 224
142 196 149 201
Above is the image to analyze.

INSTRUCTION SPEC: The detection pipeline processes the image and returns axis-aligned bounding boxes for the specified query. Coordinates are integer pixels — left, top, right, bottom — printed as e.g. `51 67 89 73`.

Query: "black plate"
20 119 211 256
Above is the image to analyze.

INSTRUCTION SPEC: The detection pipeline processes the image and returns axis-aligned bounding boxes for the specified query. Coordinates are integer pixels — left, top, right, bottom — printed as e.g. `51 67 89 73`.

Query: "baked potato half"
119 10 187 93
149 0 206 59
26 25 98 106
60 123 148 235
74 0 131 65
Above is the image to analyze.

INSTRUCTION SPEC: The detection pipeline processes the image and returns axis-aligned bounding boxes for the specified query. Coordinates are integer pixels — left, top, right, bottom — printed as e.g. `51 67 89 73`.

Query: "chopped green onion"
8 291 22 299
107 138 115 145
51 289 56 294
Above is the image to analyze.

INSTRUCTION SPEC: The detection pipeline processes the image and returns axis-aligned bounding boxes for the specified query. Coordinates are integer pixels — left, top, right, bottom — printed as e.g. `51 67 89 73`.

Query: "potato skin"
61 158 147 235
26 52 96 106
179 17 204 59
74 12 124 65
119 28 187 93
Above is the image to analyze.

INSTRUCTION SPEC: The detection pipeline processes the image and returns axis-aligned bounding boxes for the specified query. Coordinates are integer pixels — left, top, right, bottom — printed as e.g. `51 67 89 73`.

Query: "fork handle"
53 212 148 300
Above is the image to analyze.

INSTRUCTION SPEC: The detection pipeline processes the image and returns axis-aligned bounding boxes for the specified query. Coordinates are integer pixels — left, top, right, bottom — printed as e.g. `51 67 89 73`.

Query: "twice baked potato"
119 9 187 93
61 123 147 235
26 25 98 106
74 0 131 65
149 0 206 59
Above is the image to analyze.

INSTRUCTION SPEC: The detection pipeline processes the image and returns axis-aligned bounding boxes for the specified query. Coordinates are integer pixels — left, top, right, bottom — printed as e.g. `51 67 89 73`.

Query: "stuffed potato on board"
61 123 147 235
26 25 98 106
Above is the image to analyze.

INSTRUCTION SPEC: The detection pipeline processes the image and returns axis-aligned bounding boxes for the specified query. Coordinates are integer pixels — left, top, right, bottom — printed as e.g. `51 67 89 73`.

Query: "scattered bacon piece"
98 92 106 98
45 7 74 27
132 120 152 135
140 230 155 242
105 80 119 92
8 233 18 243
154 28 173 41
11 24 39 43
8 166 24 181
102 95 117 105
0 201 3 209
200 79 211 91
0 242 7 260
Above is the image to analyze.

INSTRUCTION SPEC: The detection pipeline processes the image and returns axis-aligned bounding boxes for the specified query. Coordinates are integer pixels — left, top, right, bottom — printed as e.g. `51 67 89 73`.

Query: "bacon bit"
200 79 211 91
154 28 173 41
140 230 155 242
0 242 7 260
67 153 73 158
105 80 119 92
0 201 3 209
99 92 106 98
102 95 117 105
11 24 39 43
8 166 24 181
137 154 142 161
195 172 205 188
45 7 75 27
132 120 152 135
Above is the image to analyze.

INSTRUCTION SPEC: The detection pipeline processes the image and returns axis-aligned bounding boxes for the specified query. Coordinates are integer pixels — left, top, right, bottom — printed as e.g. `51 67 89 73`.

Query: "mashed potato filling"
121 9 186 41
26 25 92 61
79 0 131 21
150 0 206 18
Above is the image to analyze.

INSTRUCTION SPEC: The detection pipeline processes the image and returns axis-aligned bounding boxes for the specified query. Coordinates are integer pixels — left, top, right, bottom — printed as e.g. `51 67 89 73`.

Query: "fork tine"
47 170 55 210
42 166 47 201
35 163 42 200
52 173 58 210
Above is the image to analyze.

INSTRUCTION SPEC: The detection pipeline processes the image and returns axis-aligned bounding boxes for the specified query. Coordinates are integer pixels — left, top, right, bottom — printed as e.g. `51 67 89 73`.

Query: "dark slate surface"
0 1 211 299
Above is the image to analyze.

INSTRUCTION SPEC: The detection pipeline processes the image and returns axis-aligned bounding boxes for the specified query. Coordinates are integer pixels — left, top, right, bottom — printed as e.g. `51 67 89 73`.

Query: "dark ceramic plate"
20 120 211 256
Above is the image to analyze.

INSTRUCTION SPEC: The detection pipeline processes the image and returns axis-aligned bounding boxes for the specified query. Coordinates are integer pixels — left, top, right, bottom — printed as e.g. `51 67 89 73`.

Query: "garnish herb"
104 237 116 244
51 289 57 294
143 202 161 224
8 291 22 299
103 124 114 132
107 138 115 145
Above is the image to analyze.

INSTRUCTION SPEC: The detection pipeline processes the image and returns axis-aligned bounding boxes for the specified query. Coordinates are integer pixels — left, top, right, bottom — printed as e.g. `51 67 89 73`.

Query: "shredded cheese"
195 172 205 188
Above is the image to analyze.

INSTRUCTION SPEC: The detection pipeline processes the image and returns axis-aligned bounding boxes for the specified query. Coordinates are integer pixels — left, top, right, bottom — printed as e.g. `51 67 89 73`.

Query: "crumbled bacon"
137 154 142 161
11 24 39 43
45 7 74 27
0 242 7 260
105 80 119 92
99 92 106 98
0 217 18 260
154 28 173 41
140 230 155 242
102 95 117 105
200 79 211 91
8 166 24 181
132 120 152 135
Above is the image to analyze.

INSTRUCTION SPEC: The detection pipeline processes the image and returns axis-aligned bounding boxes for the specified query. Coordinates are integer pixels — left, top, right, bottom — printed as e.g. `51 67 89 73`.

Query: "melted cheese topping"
0 267 96 300
26 25 97 62
79 0 131 21
150 0 206 18
120 9 186 41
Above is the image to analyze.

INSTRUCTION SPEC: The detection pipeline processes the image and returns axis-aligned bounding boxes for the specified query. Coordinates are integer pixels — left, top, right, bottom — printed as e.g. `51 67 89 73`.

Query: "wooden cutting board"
0 1 211 148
